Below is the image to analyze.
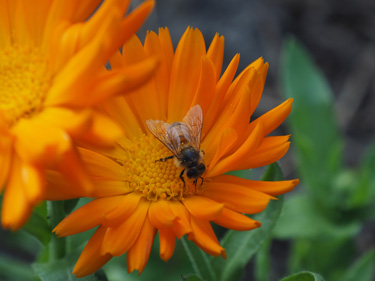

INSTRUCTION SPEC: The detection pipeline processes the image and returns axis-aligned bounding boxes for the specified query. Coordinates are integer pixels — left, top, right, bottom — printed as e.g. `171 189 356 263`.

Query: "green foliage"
0 254 34 281
280 271 325 281
279 36 375 281
181 275 205 281
340 249 375 281
181 237 218 281
281 37 343 210
23 202 51 245
33 253 102 281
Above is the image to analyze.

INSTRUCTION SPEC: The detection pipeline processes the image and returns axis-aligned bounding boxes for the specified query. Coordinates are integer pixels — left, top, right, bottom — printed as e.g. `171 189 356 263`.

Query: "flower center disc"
118 134 206 201
0 45 51 126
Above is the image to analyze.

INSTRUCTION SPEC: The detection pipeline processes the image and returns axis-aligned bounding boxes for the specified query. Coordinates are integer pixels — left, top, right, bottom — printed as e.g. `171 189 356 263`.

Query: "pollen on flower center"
116 134 206 201
0 45 51 126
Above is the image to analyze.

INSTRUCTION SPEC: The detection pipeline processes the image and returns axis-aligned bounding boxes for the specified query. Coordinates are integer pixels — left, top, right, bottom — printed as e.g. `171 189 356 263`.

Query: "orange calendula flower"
52 27 299 277
0 0 156 230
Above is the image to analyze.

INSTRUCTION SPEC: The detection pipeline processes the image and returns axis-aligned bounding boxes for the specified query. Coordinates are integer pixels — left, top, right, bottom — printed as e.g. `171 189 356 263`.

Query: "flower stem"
47 201 66 261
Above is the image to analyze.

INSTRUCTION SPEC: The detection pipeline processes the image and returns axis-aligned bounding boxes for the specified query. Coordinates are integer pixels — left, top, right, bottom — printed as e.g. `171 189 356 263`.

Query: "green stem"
47 201 66 261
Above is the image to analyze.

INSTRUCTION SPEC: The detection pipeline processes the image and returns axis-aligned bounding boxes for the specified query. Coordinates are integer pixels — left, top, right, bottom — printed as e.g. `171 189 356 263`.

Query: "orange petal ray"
235 136 290 170
1 157 32 230
203 180 274 214
159 228 176 262
183 196 224 221
148 200 176 229
168 200 192 238
54 196 122 237
102 192 142 227
73 226 112 278
213 207 261 231
214 175 299 196
79 148 126 180
207 122 263 177
250 98 293 137
102 199 150 257
189 216 226 258
0 135 12 192
127 218 156 274
168 27 206 121
206 33 224 82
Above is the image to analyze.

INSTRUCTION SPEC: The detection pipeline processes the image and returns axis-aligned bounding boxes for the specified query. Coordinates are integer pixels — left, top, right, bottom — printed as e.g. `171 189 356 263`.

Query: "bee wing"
182 104 203 149
146 119 180 156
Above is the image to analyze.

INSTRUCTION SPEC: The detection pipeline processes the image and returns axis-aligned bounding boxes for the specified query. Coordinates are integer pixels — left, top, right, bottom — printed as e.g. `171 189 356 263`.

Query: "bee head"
186 163 206 179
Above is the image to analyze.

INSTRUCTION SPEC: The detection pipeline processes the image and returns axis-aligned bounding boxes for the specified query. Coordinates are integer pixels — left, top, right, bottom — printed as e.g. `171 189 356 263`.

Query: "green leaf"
273 193 360 239
181 237 217 281
0 254 34 281
255 238 271 281
340 249 375 281
23 202 51 245
280 271 325 281
281 37 344 208
33 253 103 281
212 163 284 281
349 143 375 208
261 162 284 181
64 199 80 214
181 274 205 281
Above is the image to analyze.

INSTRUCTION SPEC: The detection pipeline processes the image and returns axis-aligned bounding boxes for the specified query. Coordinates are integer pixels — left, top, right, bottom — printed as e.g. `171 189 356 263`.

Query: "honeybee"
146 104 206 186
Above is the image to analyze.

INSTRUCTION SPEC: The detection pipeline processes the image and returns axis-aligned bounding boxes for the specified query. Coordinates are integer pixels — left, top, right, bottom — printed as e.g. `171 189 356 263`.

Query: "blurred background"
1 0 374 280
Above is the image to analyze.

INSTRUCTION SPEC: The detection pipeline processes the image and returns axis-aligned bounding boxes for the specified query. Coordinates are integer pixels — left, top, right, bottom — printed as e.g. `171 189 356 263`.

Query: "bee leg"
200 177 204 186
155 155 174 163
179 169 186 187
193 179 198 187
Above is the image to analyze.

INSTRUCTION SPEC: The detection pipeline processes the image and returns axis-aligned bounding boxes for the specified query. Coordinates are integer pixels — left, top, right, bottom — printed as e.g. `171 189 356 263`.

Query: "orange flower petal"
148 199 176 229
21 162 45 204
207 122 263 177
206 33 224 82
204 127 237 168
213 207 261 231
102 199 150 256
0 135 12 192
168 27 206 121
79 148 126 180
0 0 11 46
102 192 142 227
108 0 155 61
215 174 299 196
190 56 217 113
73 226 112 278
189 216 226 258
89 56 159 104
144 28 173 116
168 200 192 238
203 180 274 214
235 136 290 170
100 97 144 139
250 98 293 137
13 119 71 166
159 228 176 262
73 0 102 22
56 147 93 196
54 196 122 237
204 54 240 133
75 111 123 148
36 107 93 139
183 196 224 221
1 157 32 230
127 218 156 274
